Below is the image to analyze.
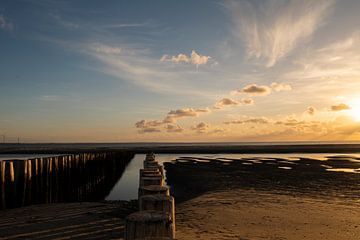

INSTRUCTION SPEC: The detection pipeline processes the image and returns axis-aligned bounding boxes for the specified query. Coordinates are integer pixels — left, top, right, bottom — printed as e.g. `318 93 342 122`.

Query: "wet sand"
165 155 360 239
176 189 360 240
1 154 360 239
0 201 137 240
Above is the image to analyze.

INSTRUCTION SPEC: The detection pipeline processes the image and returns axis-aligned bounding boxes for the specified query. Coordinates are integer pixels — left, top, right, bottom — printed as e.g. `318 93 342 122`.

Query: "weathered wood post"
4 161 15 208
1 161 5 209
139 194 176 231
140 176 164 187
125 211 175 240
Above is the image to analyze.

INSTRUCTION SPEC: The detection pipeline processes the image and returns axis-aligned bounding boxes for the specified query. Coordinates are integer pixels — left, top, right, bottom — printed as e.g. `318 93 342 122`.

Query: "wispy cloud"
288 33 360 80
49 13 79 29
224 117 270 125
226 0 334 67
0 14 14 32
161 50 212 67
271 82 292 92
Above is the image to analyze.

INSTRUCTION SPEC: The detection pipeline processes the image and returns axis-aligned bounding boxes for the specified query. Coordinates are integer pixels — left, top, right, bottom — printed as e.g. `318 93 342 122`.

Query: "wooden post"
1 161 5 209
139 170 162 183
145 153 156 162
125 211 175 240
144 161 159 169
140 176 164 187
139 194 175 230
138 185 169 199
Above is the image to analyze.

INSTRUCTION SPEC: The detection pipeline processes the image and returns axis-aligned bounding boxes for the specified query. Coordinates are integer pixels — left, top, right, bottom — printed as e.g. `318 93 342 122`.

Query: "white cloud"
226 0 334 67
271 82 292 92
91 43 121 55
288 33 360 80
161 50 211 67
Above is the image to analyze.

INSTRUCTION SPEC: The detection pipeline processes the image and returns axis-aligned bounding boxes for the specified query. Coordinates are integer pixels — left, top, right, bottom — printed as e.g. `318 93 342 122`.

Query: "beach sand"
1 154 360 239
165 155 360 239
176 189 360 240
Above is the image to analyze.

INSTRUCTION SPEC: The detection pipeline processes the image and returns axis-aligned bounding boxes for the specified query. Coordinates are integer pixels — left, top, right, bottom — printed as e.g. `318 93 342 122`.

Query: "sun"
348 99 360 122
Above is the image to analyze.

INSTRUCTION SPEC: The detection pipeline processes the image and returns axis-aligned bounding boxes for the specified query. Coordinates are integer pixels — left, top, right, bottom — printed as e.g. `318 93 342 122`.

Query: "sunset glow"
1 0 360 142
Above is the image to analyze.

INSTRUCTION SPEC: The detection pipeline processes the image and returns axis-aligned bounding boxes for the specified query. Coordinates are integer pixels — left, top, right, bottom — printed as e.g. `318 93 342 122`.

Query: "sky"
1 0 360 143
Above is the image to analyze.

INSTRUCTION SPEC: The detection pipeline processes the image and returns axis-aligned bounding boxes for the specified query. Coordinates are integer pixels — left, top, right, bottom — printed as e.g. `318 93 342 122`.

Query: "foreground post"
125 211 175 240
139 194 175 230
125 153 175 239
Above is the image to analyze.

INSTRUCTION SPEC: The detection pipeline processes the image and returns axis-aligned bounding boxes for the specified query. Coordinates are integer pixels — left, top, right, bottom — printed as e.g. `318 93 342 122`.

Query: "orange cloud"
330 103 351 111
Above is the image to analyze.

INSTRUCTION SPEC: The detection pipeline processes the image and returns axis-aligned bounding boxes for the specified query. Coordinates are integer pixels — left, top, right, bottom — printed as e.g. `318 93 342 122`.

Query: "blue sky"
1 0 360 142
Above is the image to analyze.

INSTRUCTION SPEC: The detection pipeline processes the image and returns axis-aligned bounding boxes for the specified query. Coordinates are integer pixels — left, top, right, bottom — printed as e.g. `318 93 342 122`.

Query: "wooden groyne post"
125 153 176 240
0 151 134 210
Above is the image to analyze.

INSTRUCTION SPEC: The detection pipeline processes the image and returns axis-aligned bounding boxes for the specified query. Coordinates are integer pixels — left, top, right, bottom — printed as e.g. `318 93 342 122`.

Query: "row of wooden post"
0 152 133 210
125 153 176 240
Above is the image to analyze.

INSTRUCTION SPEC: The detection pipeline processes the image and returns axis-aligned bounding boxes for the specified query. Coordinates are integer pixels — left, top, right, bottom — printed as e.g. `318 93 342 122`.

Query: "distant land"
1 142 360 154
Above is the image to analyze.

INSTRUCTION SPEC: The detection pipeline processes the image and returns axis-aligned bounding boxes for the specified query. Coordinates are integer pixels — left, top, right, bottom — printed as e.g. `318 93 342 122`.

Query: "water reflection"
106 153 360 201
0 152 133 210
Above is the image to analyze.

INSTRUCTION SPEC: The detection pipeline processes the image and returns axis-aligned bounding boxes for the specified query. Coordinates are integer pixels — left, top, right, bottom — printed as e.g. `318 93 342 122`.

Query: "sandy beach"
1 154 360 239
176 189 360 240
165 155 360 239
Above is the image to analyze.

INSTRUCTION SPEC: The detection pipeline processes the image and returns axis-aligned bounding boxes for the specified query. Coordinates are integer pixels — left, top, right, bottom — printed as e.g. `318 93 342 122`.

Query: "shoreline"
2 143 360 154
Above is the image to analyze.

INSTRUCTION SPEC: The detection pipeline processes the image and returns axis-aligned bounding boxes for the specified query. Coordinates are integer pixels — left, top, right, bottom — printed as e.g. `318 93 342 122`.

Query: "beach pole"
140 176 164 187
1 161 5 209
124 211 175 240
139 194 176 231
125 153 176 239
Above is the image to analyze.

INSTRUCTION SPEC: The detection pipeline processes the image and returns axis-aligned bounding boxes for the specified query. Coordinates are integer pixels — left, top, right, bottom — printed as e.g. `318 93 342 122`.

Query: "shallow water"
105 153 360 201
1 153 360 203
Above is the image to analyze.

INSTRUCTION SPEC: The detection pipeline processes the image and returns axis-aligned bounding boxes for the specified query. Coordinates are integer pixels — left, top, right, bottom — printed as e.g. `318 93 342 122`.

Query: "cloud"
288 33 360 80
135 120 162 133
49 13 79 29
271 82 292 92
307 106 316 115
167 108 210 118
241 98 255 105
224 117 270 125
165 124 184 133
214 98 239 109
138 127 161 134
214 98 254 109
162 115 176 124
0 14 14 32
330 103 351 112
191 122 210 133
91 43 121 55
135 120 163 128
226 0 334 67
239 84 271 96
161 50 211 67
